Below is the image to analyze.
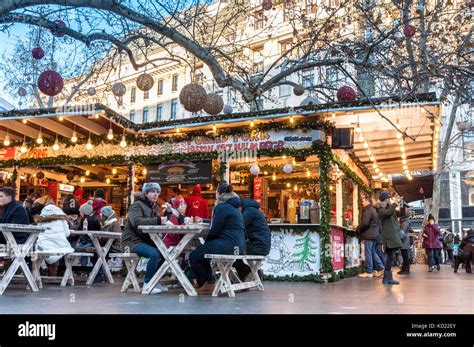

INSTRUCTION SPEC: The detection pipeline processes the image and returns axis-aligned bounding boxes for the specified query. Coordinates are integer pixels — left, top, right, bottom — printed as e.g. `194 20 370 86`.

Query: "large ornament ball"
262 0 273 11
223 105 233 115
66 173 75 181
336 85 357 102
112 82 126 97
87 87 96 96
293 84 305 96
203 93 224 115
250 164 260 176
136 73 154 91
283 164 294 174
36 172 45 179
179 83 207 113
32 47 45 60
403 24 416 38
38 70 64 96
51 20 66 37
18 87 27 97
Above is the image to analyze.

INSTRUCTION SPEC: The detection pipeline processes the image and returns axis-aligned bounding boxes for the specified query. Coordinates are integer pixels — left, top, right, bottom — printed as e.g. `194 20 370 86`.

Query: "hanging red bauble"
403 24 416 38
336 86 357 102
32 47 45 60
262 0 273 11
18 87 27 97
50 20 66 37
37 70 64 96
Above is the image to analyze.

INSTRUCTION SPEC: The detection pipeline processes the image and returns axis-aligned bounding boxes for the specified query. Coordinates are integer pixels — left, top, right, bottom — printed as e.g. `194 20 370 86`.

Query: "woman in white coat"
36 204 75 275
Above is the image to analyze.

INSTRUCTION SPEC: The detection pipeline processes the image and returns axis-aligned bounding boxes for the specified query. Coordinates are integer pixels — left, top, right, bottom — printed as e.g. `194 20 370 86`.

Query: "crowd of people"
0 181 272 294
357 190 474 283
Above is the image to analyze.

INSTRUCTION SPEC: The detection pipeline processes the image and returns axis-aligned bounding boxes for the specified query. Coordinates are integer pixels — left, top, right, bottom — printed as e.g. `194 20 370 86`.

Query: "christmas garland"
331 154 372 194
348 151 373 185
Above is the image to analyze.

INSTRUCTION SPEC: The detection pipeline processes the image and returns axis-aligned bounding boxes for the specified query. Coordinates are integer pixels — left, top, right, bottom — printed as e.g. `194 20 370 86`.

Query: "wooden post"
14 168 20 200
336 178 343 226
352 182 359 227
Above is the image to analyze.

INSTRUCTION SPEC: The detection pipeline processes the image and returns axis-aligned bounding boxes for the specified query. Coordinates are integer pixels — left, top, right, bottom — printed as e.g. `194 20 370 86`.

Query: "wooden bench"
32 251 94 287
204 254 266 297
109 253 141 293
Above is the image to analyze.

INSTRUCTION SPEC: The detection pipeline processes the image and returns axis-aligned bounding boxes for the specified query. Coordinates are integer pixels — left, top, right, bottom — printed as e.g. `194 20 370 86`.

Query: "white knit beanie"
79 200 94 216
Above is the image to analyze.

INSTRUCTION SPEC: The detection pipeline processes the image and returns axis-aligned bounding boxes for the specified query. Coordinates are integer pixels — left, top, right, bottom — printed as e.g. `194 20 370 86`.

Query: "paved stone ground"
0 265 472 314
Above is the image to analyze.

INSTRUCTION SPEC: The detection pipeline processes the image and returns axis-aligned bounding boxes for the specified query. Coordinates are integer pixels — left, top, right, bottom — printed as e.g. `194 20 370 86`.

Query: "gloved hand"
163 203 172 213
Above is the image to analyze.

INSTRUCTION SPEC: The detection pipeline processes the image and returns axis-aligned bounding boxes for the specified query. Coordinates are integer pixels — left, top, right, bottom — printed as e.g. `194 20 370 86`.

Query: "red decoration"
262 0 273 11
336 86 357 102
51 20 66 37
403 24 416 38
32 47 45 60
38 70 64 96
18 87 26 97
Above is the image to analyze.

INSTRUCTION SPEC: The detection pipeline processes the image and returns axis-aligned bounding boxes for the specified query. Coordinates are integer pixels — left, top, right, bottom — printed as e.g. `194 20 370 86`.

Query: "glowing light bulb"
400 146 406 152
71 131 78 143
367 149 372 156
331 113 336 120
363 142 369 149
272 173 276 181
403 165 408 170
250 120 254 128
372 163 378 169
212 124 217 132
401 153 407 159
85 170 90 176
355 125 362 134
306 170 310 177
369 156 375 162
106 178 111 184
22 119 28 124
3 135 10 146
176 128 181 133
86 140 93 150
289 116 294 124
36 134 43 144
375 167 380 173
52 141 60 151
119 135 127 148
143 168 147 175
358 135 365 142
107 128 114 140
58 116 64 121
20 143 28 153
286 183 291 188
396 132 403 139
80 176 85 183
398 139 404 145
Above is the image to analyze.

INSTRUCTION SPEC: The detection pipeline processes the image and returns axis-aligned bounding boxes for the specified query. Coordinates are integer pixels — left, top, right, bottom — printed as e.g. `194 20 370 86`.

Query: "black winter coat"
0 199 30 243
356 204 380 240
241 199 271 255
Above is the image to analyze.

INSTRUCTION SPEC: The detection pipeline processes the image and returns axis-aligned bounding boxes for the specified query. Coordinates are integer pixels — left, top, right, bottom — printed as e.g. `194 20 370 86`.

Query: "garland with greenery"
348 151 373 185
331 153 372 194
327 266 364 282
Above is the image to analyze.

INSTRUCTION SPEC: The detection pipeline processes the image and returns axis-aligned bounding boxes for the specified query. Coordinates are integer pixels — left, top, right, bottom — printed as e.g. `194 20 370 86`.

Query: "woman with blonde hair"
30 195 55 223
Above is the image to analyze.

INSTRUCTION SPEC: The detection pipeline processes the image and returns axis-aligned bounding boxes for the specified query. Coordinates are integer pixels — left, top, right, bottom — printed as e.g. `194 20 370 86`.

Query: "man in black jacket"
0 187 30 244
357 194 384 278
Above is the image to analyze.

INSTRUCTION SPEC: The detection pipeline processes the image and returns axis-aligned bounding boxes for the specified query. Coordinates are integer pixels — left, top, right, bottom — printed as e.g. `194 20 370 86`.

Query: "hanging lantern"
66 172 75 181
36 172 45 179
179 83 207 113
112 82 126 97
50 20 66 37
336 85 357 102
283 164 294 174
18 87 27 97
32 47 45 60
293 85 305 96
250 164 260 176
403 24 416 38
38 70 64 96
87 87 96 96
136 73 154 91
203 93 224 115
262 0 273 11
223 105 233 115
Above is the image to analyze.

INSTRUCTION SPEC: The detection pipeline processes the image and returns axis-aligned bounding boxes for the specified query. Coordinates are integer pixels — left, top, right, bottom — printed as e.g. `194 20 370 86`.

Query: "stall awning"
391 174 434 203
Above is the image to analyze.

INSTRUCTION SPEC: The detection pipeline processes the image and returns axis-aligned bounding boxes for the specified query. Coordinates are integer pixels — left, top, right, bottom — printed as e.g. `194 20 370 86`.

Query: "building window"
130 110 136 123
284 0 295 22
279 84 291 97
302 69 314 88
157 79 163 96
253 11 264 30
143 90 149 100
280 40 294 57
252 45 264 74
130 87 136 103
156 104 163 121
170 99 177 120
326 66 339 87
172 74 178 92
143 107 149 123
304 0 318 14
324 0 341 7
463 130 474 160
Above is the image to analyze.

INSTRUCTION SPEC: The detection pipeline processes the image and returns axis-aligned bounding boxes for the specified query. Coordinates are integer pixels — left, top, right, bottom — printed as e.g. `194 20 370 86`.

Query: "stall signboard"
330 227 344 270
58 183 74 193
345 236 360 268
18 147 51 160
145 160 212 185
0 147 16 160
261 228 321 276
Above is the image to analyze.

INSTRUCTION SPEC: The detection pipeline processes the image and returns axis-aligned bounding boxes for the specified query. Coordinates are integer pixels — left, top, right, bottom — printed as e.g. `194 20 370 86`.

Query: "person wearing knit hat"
422 212 442 272
122 182 168 294
185 184 210 220
77 200 102 278
379 191 391 203
92 189 107 216
79 200 94 216
100 206 122 253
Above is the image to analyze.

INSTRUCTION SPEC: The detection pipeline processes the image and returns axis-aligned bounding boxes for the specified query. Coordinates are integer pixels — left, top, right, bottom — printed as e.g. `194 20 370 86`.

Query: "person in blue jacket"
234 197 271 281
189 182 245 294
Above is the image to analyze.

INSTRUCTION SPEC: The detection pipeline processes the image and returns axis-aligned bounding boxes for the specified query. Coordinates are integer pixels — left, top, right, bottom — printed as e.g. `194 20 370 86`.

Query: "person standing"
422 214 442 272
357 194 384 278
122 183 168 294
375 191 403 285
459 229 474 273
443 228 455 264
185 185 210 220
398 207 413 275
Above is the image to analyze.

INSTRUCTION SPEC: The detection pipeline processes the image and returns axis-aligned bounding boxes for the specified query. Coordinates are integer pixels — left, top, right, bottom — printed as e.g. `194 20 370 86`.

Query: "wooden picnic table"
0 224 46 295
69 230 122 285
139 223 210 296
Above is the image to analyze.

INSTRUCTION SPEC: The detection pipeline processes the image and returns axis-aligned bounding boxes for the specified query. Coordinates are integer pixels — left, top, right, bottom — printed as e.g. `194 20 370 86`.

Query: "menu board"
145 160 212 185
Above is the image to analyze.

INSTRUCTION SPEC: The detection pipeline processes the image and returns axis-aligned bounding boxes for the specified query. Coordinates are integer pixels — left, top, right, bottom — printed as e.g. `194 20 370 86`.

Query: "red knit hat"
192 185 202 194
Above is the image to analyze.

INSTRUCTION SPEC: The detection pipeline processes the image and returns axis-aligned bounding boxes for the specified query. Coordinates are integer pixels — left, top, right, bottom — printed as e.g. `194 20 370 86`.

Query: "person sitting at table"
122 182 168 294
189 182 245 294
100 206 123 253
36 204 75 276
92 189 107 216
234 197 271 282
185 184 210 221
162 196 187 249
0 187 30 244
30 195 55 224
23 190 42 224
